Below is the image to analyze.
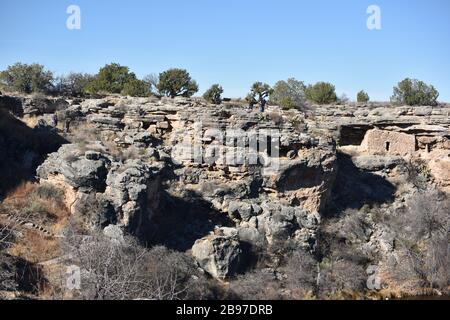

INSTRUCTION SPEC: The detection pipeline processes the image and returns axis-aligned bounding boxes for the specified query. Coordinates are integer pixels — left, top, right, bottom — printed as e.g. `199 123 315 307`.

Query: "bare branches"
388 189 450 291
62 232 203 300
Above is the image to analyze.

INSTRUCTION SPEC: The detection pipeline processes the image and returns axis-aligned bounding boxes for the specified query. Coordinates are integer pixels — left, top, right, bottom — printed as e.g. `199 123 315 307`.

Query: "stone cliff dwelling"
341 125 449 157
361 129 416 156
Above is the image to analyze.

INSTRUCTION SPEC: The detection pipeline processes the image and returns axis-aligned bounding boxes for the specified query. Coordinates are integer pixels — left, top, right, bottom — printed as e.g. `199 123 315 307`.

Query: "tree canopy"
305 82 337 104
391 78 439 106
85 63 137 94
357 90 370 103
271 78 307 109
157 69 198 98
203 84 224 104
0 63 54 94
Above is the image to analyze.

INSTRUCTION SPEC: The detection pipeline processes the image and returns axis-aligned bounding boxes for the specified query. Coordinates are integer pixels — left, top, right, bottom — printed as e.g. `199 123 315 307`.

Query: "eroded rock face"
269 145 337 214
36 142 165 234
428 153 450 193
191 228 242 279
105 159 163 231
256 202 320 246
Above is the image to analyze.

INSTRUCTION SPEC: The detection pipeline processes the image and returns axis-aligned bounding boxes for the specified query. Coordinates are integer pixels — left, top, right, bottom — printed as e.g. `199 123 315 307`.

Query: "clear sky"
0 0 449 101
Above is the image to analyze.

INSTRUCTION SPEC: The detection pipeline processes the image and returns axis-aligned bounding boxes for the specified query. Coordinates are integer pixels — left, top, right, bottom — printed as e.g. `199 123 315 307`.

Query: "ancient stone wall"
361 129 416 156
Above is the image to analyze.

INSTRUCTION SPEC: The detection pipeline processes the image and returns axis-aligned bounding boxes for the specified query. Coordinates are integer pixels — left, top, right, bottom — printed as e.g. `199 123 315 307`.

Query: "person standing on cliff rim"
260 99 266 113
248 100 266 113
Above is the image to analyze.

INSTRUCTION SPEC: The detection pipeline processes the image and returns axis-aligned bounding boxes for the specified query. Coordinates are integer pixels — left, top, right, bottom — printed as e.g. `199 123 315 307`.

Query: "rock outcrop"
36 142 165 234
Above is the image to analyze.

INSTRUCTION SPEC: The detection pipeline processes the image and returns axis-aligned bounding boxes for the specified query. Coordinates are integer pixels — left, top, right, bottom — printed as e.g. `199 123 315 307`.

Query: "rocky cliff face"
1 94 449 294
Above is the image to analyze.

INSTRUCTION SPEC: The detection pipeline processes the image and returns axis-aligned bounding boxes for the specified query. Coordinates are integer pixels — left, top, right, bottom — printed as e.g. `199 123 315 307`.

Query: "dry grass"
3 182 68 224
65 121 101 144
9 230 60 264
1 182 69 264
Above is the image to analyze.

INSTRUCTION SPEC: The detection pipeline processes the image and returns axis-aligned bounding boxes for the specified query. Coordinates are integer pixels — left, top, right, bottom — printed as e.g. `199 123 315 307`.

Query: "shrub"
337 93 350 104
230 270 283 300
203 84 223 104
318 258 367 297
246 82 273 107
62 232 212 300
357 90 370 103
305 82 337 104
85 63 137 94
0 253 18 292
391 78 439 106
270 78 306 109
387 190 450 292
121 78 151 97
0 63 54 94
283 250 318 298
157 68 198 98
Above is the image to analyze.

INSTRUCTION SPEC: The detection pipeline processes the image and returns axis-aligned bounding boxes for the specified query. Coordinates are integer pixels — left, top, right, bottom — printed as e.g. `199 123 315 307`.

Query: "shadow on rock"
326 152 396 217
0 253 48 295
0 110 68 199
149 189 234 252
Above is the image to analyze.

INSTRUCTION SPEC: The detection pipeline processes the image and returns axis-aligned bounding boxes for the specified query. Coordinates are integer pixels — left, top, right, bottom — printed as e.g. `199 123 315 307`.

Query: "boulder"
254 203 320 247
228 201 254 221
237 226 266 247
36 144 110 191
258 204 297 243
103 224 125 243
268 147 337 214
191 228 242 279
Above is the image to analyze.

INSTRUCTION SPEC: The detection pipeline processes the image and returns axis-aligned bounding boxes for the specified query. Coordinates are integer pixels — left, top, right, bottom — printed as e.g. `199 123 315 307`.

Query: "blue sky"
0 0 449 101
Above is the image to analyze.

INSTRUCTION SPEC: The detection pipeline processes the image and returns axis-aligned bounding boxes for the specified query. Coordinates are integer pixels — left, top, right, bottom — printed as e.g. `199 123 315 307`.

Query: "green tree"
0 63 54 94
357 90 370 103
157 68 198 98
56 72 95 97
203 84 224 104
305 82 337 104
271 78 306 109
391 78 439 106
86 63 137 94
246 82 273 107
121 78 151 97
